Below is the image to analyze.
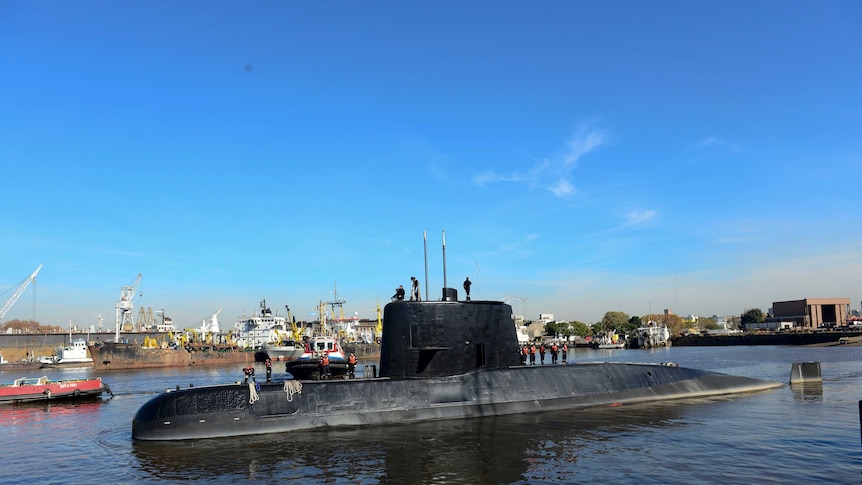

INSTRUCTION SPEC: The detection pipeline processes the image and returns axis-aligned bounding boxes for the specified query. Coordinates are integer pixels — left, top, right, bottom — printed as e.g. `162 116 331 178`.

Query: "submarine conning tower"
379 298 522 378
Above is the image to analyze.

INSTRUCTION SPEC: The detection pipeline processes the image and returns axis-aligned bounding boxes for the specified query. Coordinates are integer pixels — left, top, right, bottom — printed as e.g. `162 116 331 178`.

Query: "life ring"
44 389 52 399
73 389 81 397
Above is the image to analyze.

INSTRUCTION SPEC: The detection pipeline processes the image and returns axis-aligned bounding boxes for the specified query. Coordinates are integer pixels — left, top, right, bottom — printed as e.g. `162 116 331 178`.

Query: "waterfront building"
770 298 850 329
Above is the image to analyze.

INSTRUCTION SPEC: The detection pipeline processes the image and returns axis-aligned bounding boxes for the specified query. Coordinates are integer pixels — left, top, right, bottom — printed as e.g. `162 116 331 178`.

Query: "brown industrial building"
771 298 850 328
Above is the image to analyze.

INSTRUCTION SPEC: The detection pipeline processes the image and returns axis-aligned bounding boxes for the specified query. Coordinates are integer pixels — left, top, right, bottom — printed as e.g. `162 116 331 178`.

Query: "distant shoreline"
672 330 862 347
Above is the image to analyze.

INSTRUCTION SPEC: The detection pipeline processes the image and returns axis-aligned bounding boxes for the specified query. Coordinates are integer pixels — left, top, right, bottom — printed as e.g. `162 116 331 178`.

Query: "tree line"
0 319 66 334
543 308 765 339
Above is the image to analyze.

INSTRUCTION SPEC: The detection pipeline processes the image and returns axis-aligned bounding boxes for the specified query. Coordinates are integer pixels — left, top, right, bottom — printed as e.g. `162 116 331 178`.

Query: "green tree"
740 308 765 327
601 311 630 331
642 313 687 336
629 315 643 327
544 321 564 337
570 321 591 337
545 321 590 338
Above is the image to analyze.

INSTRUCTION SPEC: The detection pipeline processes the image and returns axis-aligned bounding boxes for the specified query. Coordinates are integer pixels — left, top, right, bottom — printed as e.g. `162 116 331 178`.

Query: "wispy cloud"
716 236 756 244
581 208 659 241
693 136 741 153
549 178 574 197
479 233 539 258
472 126 609 198
623 209 657 227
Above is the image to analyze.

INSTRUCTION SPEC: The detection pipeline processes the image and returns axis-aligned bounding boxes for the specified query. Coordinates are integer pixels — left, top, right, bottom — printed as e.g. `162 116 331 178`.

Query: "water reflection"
0 399 106 426
131 402 690 483
790 383 823 401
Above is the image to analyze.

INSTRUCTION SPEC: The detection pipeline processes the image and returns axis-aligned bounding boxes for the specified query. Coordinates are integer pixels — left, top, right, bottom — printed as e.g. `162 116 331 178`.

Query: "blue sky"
1 1 860 330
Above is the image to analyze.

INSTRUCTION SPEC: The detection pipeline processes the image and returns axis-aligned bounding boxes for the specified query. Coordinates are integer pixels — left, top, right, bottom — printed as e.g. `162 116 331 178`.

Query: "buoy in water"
790 361 822 385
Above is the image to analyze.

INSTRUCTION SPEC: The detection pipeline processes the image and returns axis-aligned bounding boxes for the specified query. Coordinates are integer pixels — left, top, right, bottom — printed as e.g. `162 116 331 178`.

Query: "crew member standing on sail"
463 277 472 301
410 277 421 301
551 342 559 365
529 343 536 365
562 343 568 364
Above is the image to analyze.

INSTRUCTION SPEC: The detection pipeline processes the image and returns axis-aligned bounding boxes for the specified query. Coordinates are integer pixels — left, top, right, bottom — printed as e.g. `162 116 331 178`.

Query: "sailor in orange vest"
539 344 546 365
521 345 529 365
562 342 568 363
529 343 536 365
551 342 559 364
320 352 331 380
348 352 357 379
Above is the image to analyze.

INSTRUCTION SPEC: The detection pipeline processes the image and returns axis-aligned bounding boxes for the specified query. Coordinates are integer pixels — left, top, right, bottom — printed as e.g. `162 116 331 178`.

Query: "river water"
1 345 860 484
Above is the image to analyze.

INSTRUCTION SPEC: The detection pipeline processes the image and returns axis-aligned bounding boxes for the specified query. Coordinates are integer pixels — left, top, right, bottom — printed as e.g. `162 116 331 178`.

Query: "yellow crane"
285 305 303 342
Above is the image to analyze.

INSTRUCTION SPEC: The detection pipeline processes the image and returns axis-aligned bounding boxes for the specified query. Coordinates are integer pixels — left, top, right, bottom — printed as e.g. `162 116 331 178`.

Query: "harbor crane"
502 295 527 324
0 265 43 321
115 273 142 339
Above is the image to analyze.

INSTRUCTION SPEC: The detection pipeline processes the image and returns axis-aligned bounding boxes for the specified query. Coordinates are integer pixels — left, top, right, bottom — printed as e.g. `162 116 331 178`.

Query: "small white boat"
40 338 94 367
591 332 627 349
260 338 303 361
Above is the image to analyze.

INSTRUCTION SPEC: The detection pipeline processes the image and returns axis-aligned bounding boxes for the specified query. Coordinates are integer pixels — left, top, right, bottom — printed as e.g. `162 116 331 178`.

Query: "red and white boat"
285 335 349 380
0 376 109 403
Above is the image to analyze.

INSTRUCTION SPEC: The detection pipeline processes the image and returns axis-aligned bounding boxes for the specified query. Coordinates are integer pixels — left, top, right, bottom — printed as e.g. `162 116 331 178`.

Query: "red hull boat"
0 376 109 403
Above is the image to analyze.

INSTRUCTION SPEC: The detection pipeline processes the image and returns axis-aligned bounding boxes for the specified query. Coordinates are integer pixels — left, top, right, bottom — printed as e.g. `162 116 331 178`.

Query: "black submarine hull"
132 362 779 441
132 300 781 441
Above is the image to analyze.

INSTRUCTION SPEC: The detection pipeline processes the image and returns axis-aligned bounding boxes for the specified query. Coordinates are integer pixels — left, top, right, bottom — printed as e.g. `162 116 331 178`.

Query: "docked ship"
89 309 255 370
132 289 782 441
235 300 304 362
631 322 672 349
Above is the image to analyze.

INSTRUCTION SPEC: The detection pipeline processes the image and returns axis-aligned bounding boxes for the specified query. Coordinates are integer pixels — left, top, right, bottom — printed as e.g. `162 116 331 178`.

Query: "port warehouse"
761 298 851 329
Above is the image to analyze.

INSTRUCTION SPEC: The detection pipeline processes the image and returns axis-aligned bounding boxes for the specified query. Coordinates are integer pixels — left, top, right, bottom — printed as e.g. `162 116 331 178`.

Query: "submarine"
132 293 782 441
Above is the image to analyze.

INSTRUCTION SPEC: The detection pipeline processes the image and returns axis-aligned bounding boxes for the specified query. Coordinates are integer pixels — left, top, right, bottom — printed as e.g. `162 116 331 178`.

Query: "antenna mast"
442 229 448 298
423 230 429 302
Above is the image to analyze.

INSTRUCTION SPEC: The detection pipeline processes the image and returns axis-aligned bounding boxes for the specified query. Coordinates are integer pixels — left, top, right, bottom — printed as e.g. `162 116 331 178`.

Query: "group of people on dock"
521 342 568 365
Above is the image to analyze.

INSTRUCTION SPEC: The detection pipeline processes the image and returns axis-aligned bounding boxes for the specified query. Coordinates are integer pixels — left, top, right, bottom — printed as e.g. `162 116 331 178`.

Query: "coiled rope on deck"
283 380 303 401
248 382 259 404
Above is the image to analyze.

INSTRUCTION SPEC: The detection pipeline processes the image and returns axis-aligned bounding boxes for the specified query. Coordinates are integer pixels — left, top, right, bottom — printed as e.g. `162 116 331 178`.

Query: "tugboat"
285 335 349 380
132 288 782 441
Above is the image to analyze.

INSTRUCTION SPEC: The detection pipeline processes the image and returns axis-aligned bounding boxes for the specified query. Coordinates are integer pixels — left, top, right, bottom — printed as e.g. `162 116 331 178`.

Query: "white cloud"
472 126 609 198
549 178 575 197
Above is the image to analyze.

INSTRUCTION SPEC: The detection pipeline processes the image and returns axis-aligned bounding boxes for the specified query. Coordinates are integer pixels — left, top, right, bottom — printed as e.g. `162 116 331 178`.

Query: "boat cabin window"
312 340 336 352
14 376 49 386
